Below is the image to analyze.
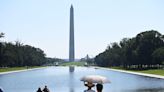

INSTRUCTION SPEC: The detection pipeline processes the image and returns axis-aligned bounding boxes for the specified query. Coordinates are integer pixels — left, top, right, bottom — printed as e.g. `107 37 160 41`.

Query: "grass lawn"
60 61 86 66
0 66 42 73
135 69 164 76
111 67 164 76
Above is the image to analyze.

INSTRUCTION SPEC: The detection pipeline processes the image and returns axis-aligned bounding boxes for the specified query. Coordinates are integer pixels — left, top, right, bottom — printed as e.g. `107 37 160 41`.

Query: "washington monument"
69 5 75 62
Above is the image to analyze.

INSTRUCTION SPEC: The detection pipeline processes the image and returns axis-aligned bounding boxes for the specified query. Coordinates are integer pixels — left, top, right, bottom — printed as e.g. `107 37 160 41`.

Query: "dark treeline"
0 41 46 67
0 33 63 67
45 58 65 66
95 30 164 69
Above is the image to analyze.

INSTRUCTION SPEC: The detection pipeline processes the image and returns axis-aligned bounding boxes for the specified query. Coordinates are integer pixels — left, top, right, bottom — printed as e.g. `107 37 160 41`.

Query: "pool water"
0 67 164 92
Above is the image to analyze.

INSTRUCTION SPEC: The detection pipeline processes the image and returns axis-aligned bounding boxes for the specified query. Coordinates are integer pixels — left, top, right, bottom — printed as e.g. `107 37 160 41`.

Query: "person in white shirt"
84 82 95 92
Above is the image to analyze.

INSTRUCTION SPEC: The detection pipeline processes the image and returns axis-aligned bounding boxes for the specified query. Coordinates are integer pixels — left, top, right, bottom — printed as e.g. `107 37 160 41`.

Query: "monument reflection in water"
69 70 75 92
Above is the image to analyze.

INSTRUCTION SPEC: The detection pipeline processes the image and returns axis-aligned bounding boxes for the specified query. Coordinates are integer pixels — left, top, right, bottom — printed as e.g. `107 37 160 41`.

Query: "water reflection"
69 71 74 92
0 67 164 92
125 88 164 92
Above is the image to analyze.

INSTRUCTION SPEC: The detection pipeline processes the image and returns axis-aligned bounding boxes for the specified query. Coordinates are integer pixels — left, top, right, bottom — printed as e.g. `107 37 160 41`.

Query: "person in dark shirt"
37 87 42 92
96 84 103 92
0 87 3 92
43 85 50 92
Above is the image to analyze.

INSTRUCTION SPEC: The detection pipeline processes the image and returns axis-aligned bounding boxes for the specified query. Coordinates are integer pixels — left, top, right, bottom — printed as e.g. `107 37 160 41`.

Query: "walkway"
98 67 164 79
0 67 46 75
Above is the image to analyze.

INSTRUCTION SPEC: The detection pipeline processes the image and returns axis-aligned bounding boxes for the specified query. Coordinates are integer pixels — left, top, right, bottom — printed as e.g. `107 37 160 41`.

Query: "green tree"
0 32 4 38
152 47 164 64
135 30 164 65
0 32 5 66
94 30 164 69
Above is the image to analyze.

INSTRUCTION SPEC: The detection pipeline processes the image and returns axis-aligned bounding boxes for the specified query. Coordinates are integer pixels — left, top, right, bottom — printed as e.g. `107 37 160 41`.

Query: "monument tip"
71 4 73 8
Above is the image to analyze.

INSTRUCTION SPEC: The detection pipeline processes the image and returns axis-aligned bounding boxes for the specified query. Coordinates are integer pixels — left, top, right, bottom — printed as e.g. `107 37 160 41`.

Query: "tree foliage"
0 32 4 38
0 41 46 67
152 47 164 64
0 33 48 67
94 30 164 69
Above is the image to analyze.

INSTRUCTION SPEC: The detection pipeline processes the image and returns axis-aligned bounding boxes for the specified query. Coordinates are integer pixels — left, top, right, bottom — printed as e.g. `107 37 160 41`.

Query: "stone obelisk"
69 5 75 62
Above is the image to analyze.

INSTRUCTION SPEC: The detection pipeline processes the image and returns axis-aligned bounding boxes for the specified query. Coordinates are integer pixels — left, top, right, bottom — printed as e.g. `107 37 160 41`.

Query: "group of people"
37 85 50 92
84 82 103 92
36 82 103 92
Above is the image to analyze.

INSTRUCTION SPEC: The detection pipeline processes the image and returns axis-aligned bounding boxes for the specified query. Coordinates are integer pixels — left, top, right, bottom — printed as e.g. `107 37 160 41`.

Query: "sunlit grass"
60 61 86 66
138 69 164 76
111 67 164 76
0 66 42 73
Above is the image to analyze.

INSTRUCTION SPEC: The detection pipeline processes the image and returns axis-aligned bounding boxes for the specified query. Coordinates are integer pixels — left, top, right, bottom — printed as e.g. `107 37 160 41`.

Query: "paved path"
0 67 46 75
97 67 164 79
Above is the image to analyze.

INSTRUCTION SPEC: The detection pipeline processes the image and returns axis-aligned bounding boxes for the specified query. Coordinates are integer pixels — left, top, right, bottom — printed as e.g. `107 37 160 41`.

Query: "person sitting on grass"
84 82 95 92
96 84 103 92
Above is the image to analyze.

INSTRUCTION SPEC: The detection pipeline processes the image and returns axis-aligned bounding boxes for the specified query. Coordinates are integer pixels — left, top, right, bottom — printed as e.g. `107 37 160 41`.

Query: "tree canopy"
94 30 164 69
0 32 63 67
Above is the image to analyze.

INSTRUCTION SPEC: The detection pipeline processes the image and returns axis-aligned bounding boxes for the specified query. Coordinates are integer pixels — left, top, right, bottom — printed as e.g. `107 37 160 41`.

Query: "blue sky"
0 0 164 59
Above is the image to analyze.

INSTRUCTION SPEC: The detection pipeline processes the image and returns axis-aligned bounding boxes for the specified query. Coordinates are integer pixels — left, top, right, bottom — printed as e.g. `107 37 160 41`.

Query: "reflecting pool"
0 67 164 92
